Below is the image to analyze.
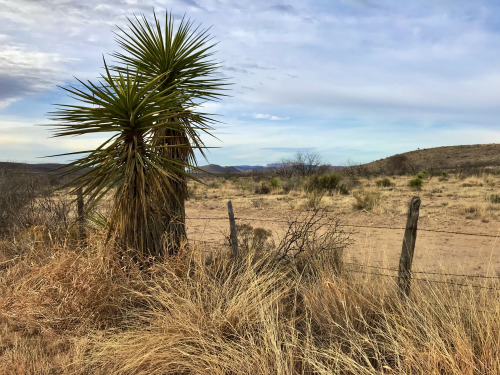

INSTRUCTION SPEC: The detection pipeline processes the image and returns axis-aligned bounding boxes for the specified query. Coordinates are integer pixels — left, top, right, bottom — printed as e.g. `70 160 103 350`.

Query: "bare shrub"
276 209 352 274
352 188 382 210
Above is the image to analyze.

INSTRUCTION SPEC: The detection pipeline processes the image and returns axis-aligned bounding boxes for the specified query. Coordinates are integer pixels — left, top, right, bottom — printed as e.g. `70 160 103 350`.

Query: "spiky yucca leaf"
112 11 227 254
50 62 201 255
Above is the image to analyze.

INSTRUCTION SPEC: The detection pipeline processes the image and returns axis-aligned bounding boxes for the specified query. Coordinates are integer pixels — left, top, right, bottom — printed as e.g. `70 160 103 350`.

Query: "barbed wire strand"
344 261 500 281
187 215 500 238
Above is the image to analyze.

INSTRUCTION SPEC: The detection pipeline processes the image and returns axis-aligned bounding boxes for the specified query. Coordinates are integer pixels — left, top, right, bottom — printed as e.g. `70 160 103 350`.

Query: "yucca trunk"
155 124 191 255
112 133 163 257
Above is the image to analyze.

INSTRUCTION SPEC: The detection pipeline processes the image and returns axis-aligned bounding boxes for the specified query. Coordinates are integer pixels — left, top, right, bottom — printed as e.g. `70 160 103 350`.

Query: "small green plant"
269 177 281 190
490 194 500 204
409 177 423 190
375 177 394 188
416 170 429 179
305 190 325 210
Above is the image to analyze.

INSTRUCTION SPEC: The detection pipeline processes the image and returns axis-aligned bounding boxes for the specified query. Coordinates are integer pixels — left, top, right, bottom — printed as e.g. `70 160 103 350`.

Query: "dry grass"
1 230 499 374
2 171 500 374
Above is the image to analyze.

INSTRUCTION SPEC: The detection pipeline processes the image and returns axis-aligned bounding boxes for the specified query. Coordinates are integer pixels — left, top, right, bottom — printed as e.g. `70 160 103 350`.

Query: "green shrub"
409 177 423 189
375 177 394 188
305 174 341 195
255 182 271 194
490 194 500 204
416 170 428 179
269 177 281 190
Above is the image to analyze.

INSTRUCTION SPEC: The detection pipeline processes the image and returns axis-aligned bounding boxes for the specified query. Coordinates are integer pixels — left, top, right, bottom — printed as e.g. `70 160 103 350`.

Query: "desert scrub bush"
459 204 484 219
269 177 281 190
352 188 382 211
234 223 274 253
254 182 271 194
337 183 350 195
305 174 341 195
208 180 220 189
281 175 302 194
304 190 325 210
490 194 500 204
375 177 395 188
416 170 429 179
187 182 199 199
462 177 484 187
409 177 423 190
439 171 449 181
251 198 266 208
233 178 251 192
275 208 352 275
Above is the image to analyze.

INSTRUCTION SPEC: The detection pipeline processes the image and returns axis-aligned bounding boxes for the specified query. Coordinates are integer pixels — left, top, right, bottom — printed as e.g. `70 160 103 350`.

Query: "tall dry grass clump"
1 221 499 374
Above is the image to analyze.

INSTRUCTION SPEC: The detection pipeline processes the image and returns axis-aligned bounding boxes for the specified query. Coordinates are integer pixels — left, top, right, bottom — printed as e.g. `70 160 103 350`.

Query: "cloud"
266 4 295 14
253 113 290 121
0 45 69 106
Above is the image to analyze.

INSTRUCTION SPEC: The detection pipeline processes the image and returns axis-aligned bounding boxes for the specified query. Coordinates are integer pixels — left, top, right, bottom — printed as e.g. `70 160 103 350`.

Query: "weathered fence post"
76 187 86 240
227 200 239 257
398 196 421 298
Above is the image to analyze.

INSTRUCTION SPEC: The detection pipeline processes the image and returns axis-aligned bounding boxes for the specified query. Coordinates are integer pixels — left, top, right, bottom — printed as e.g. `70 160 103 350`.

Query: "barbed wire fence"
186 199 500 296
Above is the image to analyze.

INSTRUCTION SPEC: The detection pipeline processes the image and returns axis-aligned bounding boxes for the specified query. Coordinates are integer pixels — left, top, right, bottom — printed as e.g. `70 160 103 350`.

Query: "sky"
0 0 499 167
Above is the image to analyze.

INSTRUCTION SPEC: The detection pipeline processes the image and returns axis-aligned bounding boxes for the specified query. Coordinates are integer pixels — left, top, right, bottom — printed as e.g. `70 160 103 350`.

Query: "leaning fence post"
227 200 239 257
76 187 86 240
398 196 421 298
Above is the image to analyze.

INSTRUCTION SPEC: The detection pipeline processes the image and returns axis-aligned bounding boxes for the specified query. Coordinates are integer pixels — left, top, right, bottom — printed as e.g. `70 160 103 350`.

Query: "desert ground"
186 173 500 279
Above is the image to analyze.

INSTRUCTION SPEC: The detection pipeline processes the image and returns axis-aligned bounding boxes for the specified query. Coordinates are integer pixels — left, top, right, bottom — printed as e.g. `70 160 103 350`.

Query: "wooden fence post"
398 196 421 298
227 200 239 257
76 188 86 240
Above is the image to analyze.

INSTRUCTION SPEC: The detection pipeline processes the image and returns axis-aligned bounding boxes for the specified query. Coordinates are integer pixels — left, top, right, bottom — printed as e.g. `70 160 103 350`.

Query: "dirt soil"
186 175 500 281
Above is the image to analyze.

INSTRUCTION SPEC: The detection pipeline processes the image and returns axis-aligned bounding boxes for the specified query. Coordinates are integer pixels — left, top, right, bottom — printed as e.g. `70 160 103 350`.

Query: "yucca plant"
50 11 226 257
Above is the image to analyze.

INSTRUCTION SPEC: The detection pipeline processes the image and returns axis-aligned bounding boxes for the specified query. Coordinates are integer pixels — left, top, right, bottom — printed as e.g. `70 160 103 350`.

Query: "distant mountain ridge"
3 144 500 176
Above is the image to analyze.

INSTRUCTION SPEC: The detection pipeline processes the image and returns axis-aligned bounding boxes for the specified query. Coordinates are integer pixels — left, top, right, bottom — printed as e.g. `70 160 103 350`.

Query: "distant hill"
0 162 66 174
362 144 500 174
197 164 242 174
